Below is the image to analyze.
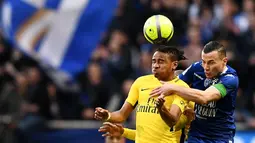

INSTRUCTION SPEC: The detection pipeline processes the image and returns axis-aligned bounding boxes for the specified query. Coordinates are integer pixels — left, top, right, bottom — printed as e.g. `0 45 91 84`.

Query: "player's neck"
220 66 228 75
213 66 228 79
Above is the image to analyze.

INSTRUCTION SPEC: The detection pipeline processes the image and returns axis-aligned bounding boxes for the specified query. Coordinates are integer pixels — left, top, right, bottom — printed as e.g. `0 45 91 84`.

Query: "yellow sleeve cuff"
122 128 136 141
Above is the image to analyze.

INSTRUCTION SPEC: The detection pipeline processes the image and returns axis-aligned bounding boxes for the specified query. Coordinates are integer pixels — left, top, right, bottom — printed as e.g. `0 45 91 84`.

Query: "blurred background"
0 0 254 143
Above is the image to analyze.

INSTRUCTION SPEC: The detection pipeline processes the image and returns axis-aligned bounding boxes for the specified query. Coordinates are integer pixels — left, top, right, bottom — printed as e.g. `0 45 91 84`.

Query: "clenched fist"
94 107 110 121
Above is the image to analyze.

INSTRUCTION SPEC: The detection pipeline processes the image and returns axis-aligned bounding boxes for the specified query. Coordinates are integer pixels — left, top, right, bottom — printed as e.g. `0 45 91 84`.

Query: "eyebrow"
202 59 215 62
152 57 165 60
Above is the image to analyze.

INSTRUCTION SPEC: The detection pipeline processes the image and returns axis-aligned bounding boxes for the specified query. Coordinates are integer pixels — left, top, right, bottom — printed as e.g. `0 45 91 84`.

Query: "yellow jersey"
126 75 190 143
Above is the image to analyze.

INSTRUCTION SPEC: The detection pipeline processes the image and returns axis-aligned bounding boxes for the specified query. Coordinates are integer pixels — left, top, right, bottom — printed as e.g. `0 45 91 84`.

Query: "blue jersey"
178 61 239 140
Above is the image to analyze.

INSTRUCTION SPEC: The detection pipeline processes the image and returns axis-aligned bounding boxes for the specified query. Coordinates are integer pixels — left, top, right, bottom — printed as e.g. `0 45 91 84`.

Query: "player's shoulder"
220 66 238 80
137 74 155 80
135 74 156 83
191 61 203 68
174 78 190 88
182 61 203 73
192 61 204 71
226 65 238 75
219 65 239 88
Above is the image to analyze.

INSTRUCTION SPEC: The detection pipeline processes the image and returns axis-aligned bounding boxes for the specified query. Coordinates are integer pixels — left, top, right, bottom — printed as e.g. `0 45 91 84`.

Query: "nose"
203 64 209 71
153 63 159 69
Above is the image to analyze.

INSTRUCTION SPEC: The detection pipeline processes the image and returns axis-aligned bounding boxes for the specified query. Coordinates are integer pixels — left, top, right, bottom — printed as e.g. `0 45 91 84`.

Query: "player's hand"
98 122 124 137
94 107 110 121
155 96 166 109
150 81 175 98
183 107 195 122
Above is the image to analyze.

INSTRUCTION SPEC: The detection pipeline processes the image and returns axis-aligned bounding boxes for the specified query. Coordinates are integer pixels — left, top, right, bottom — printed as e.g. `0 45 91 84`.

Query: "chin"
205 75 214 79
153 73 159 79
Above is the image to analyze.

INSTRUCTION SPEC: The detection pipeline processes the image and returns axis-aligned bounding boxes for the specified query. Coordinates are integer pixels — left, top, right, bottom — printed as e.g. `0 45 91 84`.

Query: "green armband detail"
213 84 227 98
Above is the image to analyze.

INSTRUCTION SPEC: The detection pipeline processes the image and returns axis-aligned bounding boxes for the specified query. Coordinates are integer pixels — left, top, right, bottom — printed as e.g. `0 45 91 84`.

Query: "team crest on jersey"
204 79 211 87
204 78 219 87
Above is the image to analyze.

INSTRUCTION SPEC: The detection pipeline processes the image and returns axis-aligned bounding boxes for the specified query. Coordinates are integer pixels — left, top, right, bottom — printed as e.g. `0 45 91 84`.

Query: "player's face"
201 51 227 79
152 51 177 81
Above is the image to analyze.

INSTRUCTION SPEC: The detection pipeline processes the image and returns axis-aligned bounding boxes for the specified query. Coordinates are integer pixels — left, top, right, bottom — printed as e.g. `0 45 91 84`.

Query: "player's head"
202 41 227 79
152 45 186 81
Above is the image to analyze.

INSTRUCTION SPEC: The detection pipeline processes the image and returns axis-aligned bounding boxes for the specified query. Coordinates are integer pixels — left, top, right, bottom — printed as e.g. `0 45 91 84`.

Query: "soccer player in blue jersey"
150 41 239 143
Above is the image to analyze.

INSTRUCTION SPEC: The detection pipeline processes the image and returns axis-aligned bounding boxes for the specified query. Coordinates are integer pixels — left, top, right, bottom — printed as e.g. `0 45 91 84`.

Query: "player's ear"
223 57 227 65
172 61 178 70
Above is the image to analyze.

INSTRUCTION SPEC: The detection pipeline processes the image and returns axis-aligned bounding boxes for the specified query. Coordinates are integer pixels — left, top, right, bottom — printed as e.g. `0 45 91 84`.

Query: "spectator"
180 26 203 68
107 29 133 85
79 61 116 119
16 67 50 143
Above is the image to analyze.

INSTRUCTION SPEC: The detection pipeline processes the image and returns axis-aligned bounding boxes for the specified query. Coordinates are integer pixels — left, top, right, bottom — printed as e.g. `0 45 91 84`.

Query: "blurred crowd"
0 0 255 142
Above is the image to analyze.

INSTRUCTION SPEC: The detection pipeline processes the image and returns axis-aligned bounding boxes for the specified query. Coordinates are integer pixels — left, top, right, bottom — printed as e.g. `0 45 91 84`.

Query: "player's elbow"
160 113 178 127
166 119 178 128
169 113 179 126
171 120 178 127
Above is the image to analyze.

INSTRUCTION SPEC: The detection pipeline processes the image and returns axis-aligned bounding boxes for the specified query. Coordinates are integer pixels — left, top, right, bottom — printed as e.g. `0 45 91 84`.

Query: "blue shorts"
187 136 234 143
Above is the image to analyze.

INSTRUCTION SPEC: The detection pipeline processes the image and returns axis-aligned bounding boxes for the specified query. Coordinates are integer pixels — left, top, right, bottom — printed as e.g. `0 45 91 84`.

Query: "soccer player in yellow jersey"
95 46 192 143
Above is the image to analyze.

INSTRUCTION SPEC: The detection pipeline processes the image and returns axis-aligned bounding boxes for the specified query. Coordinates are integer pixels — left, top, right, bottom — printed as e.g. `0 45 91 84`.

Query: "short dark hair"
155 45 187 61
203 41 226 57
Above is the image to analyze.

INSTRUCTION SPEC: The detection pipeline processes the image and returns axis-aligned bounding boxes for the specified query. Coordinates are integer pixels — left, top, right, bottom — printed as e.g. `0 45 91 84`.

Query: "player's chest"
138 85 157 103
138 85 173 106
192 72 222 89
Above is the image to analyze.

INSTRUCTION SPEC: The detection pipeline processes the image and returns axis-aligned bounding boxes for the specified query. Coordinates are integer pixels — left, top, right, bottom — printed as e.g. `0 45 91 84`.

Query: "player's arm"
94 101 134 123
157 100 181 127
95 78 139 123
175 101 195 131
152 76 238 105
171 84 222 105
176 74 238 104
156 96 187 128
108 102 135 123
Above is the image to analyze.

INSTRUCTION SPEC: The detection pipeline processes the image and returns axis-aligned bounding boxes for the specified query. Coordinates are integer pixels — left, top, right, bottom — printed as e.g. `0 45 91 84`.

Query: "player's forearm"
108 111 127 123
122 128 136 140
108 102 134 123
158 106 177 127
171 85 207 104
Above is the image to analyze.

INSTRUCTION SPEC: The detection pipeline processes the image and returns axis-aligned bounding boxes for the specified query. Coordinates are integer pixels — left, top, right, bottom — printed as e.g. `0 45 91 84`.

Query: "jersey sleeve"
212 74 239 98
178 62 196 85
188 101 195 109
122 128 136 140
172 95 189 113
171 79 190 112
125 78 140 106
